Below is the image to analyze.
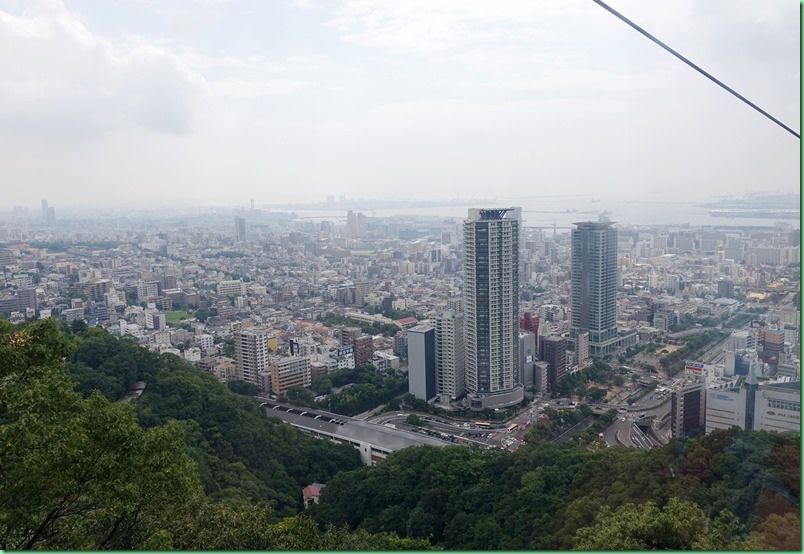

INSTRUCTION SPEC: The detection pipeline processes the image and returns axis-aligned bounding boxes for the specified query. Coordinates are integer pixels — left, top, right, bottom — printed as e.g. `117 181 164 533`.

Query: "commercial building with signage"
754 381 800 433
705 357 800 435
705 388 746 433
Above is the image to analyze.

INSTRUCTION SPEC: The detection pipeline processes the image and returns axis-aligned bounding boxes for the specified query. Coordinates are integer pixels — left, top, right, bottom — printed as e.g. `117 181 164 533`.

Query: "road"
368 413 506 448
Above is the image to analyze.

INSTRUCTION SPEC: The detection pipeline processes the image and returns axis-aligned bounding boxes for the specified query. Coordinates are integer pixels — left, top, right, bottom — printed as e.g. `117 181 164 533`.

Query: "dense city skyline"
0 2 800 550
0 0 799 208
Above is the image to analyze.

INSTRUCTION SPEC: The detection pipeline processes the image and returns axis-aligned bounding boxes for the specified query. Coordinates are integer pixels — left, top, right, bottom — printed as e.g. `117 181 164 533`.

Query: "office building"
519 331 537 389
235 216 246 243
435 311 465 402
234 328 270 387
408 324 436 401
539 334 567 393
762 329 785 362
570 221 622 356
706 361 799 435
16 286 37 312
754 380 800 433
717 279 735 298
670 364 707 438
463 208 523 410
41 199 48 221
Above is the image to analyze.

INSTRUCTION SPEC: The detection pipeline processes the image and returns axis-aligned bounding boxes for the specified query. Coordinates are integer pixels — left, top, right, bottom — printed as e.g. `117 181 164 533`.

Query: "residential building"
570 221 620 356
353 335 375 367
145 310 166 331
435 311 465 402
234 328 270 387
463 208 523 410
271 356 312 395
217 280 247 297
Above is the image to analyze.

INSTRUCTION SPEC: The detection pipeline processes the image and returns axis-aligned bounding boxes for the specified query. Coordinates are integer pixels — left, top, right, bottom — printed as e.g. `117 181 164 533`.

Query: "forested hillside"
66 325 362 514
2 318 799 550
311 426 800 549
0 319 430 550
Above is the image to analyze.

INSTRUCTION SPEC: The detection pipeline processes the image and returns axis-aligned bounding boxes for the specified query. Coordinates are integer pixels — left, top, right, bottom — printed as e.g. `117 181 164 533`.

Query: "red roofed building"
397 317 418 329
302 483 326 509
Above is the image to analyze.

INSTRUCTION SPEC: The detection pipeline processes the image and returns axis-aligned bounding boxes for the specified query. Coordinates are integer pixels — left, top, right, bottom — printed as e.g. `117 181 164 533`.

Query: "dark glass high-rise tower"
570 221 619 356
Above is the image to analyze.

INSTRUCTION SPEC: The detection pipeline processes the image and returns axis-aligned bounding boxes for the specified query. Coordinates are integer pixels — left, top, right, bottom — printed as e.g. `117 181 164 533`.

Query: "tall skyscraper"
346 210 367 238
41 199 48 221
435 311 465 402
570 221 620 356
234 216 246 243
234 328 269 386
463 208 523 410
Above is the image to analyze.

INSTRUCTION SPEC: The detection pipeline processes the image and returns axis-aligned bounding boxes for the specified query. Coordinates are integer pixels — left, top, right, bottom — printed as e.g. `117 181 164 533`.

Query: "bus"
474 421 491 428
506 423 518 433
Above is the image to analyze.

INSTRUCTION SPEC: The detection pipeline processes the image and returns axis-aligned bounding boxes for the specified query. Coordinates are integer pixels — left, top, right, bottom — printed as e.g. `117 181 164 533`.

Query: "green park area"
165 310 193 325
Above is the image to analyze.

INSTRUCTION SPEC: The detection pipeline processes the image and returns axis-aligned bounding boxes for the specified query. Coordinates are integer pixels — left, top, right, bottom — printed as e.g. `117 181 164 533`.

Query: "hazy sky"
0 0 799 209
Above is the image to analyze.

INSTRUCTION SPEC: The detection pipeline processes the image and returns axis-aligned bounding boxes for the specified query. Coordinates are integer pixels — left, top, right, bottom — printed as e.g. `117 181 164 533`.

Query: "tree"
0 319 201 550
406 414 425 426
575 497 748 550
227 380 261 396
70 318 88 336
587 388 607 402
286 386 316 407
312 376 333 396
194 308 213 322
746 511 800 550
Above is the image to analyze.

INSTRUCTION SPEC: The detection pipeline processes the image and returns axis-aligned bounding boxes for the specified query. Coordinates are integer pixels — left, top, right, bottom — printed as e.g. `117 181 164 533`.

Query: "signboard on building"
336 345 354 358
685 360 705 373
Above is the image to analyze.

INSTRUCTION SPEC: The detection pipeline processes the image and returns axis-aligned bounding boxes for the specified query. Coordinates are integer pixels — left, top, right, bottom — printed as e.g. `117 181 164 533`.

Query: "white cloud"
209 77 316 98
327 0 587 55
0 0 207 138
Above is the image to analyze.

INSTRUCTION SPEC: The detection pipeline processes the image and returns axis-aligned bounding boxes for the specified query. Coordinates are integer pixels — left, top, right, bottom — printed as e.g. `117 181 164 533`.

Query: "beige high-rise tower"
435 311 465 402
463 208 523 410
234 328 269 386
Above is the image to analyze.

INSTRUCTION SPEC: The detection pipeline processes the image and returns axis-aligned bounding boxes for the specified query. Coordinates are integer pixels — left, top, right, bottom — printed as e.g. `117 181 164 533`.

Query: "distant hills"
699 192 800 210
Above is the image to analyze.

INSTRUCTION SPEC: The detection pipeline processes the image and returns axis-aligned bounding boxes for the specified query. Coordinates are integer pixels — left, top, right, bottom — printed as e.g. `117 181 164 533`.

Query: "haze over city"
0 1 801 551
0 0 799 208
